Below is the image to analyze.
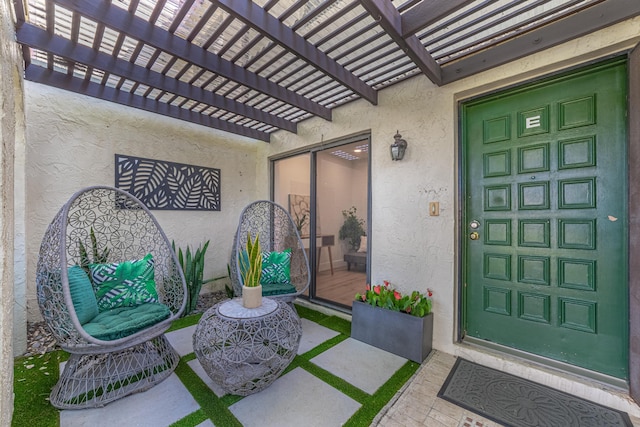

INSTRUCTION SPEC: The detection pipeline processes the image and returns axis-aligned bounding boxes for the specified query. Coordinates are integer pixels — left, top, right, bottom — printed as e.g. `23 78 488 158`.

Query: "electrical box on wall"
429 202 439 216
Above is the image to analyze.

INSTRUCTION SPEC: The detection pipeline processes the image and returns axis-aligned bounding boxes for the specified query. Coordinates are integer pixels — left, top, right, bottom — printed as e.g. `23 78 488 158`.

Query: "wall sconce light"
390 131 408 161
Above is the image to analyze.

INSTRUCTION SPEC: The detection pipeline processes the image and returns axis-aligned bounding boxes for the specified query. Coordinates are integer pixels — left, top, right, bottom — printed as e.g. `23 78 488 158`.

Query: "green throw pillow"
90 253 158 312
260 249 291 285
67 265 99 324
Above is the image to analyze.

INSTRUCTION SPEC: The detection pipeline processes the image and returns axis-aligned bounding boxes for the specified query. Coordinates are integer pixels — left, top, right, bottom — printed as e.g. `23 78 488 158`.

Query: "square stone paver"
229 367 361 427
166 325 197 356
188 358 226 397
298 318 340 354
60 374 199 426
311 338 407 394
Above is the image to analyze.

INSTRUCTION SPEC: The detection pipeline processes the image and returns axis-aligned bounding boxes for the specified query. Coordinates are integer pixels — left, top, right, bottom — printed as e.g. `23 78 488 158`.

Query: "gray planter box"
351 300 433 363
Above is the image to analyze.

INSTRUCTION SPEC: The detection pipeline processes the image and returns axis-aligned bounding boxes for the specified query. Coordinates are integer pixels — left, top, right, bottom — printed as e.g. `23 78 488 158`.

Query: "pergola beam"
214 0 378 105
25 65 271 142
16 23 297 133
359 0 442 85
53 0 332 121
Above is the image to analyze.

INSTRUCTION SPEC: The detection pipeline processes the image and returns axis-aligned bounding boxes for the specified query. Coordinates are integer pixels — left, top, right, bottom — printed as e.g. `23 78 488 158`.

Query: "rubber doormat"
437 358 633 427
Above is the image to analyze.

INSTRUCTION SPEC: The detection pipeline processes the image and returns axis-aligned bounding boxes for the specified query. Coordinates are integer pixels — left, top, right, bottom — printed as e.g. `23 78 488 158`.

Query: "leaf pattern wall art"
115 154 221 211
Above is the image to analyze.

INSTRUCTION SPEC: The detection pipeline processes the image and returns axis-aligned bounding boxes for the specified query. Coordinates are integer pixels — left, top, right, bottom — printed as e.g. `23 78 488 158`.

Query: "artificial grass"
13 302 420 427
345 360 420 427
166 312 202 332
12 351 66 427
172 360 242 427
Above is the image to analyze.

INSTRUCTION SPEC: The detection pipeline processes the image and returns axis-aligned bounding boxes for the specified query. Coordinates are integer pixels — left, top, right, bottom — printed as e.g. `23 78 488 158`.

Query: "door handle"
469 232 479 240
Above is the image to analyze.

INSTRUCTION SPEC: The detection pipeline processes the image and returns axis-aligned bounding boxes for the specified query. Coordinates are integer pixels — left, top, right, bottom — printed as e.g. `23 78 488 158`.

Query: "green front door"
462 59 629 379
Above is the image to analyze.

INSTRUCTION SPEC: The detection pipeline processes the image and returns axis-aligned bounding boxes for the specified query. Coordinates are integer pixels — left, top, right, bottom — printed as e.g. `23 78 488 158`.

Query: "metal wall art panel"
115 154 221 211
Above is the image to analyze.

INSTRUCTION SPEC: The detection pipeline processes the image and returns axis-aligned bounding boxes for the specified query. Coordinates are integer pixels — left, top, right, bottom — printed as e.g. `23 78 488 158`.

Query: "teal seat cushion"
82 303 171 341
67 265 99 324
90 253 158 312
262 281 296 296
261 249 292 285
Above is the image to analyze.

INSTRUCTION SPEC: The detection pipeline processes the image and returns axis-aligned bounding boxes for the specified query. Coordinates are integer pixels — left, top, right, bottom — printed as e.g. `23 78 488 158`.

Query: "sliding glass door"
314 141 369 306
272 136 370 309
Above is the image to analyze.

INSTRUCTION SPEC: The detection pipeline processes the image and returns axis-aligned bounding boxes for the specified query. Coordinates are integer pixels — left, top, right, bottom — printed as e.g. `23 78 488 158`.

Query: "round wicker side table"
193 297 302 396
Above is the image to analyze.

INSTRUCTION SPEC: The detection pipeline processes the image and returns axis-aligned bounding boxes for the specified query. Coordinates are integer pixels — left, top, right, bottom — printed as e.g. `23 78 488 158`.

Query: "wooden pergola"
13 0 640 142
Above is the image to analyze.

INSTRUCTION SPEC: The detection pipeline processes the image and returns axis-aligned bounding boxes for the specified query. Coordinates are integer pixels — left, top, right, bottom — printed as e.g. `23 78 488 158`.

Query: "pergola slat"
401 0 475 37
53 0 332 120
359 0 442 85
16 23 297 133
15 0 640 142
214 0 378 105
441 0 640 84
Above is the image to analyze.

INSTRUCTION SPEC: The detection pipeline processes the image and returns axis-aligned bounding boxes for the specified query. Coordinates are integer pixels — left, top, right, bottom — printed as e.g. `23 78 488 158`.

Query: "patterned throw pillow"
90 253 158 312
260 249 292 285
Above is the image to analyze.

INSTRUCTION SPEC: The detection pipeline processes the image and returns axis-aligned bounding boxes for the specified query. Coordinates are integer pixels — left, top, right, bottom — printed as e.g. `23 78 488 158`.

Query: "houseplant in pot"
352 281 433 363
239 232 262 308
339 206 365 252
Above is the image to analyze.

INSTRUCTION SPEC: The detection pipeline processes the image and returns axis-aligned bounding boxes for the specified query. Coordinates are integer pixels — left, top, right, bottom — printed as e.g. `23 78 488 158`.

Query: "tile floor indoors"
54 303 640 427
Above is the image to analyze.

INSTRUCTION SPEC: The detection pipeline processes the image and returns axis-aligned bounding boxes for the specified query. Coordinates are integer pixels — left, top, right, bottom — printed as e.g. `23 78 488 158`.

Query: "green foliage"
225 264 235 298
293 211 307 233
172 240 212 316
239 233 262 287
338 206 365 251
78 227 110 274
12 351 67 427
355 281 433 317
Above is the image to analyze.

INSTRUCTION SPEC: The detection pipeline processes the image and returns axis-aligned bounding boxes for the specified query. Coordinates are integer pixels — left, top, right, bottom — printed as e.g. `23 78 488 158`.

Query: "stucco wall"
1 0 24 422
24 83 260 323
266 17 640 355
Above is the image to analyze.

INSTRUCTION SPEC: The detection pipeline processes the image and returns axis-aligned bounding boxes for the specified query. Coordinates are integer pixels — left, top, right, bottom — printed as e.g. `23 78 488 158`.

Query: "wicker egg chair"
230 200 310 303
36 186 187 409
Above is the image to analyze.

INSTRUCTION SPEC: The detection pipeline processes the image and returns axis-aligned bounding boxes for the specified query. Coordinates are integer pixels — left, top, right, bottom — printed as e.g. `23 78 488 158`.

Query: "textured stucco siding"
1 0 24 422
24 82 260 323
267 17 640 356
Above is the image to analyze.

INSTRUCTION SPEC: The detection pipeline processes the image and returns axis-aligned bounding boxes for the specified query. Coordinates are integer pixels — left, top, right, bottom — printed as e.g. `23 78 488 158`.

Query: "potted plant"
339 206 365 251
293 211 307 235
239 232 262 308
172 240 212 317
352 281 433 363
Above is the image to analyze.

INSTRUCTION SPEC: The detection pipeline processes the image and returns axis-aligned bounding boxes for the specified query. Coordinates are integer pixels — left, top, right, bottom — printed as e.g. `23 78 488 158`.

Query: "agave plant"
78 227 110 276
172 240 212 316
239 233 262 288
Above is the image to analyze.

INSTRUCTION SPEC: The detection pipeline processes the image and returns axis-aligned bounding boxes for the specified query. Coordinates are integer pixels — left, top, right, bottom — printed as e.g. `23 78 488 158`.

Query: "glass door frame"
269 132 372 311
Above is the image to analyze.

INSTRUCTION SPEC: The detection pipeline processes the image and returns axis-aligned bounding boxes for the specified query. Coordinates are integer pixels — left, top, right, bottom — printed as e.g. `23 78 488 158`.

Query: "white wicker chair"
230 200 310 302
36 186 187 409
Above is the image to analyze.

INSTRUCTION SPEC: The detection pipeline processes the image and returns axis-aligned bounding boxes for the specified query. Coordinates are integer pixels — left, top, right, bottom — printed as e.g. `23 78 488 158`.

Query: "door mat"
438 358 633 427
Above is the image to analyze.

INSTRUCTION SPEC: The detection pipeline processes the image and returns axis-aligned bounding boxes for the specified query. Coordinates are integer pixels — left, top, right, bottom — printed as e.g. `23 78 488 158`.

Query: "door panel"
462 59 628 379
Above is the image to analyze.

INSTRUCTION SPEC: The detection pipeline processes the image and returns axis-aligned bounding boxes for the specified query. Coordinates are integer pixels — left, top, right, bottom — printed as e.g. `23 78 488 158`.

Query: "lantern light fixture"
390 131 407 161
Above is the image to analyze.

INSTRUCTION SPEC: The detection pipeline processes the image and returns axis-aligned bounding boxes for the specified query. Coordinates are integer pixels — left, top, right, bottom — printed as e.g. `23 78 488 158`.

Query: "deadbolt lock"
469 231 479 240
